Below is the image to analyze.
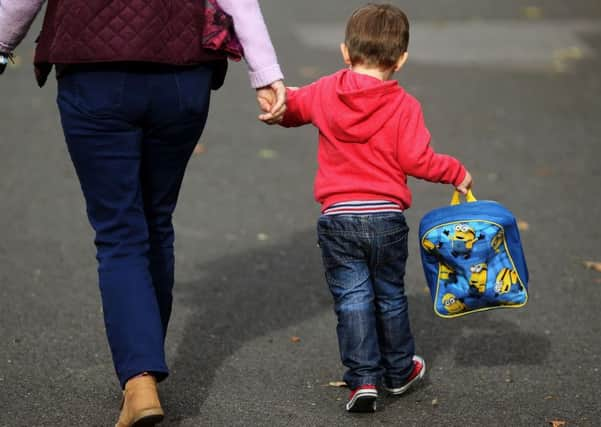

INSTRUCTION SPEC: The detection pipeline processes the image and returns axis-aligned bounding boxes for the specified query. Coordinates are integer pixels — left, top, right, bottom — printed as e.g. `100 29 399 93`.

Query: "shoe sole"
385 356 427 396
131 410 165 427
346 390 378 412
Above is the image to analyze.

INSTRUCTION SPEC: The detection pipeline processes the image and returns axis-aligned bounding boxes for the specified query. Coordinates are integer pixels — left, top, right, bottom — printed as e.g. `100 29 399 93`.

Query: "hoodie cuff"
249 64 284 89
453 166 468 187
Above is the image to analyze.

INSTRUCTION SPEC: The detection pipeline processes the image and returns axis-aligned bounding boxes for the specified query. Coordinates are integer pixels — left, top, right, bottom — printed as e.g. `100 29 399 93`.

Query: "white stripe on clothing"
323 200 403 216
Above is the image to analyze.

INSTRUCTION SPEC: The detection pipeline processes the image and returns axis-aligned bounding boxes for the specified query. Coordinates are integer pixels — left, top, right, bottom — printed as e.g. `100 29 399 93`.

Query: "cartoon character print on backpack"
422 238 443 258
439 263 458 285
491 229 504 254
423 238 459 287
441 292 467 314
468 263 488 295
422 239 456 284
422 219 528 315
494 268 524 295
419 195 529 317
443 223 485 259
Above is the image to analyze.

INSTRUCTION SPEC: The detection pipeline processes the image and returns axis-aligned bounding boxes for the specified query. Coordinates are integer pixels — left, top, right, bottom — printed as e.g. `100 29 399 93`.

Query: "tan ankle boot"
115 373 164 427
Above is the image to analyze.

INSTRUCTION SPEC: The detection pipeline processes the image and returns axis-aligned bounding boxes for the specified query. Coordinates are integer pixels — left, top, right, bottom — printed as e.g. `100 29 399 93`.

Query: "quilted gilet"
34 0 224 86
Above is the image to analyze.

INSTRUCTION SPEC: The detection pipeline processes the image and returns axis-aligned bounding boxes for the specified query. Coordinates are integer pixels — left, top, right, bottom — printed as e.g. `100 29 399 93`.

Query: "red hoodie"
281 69 467 211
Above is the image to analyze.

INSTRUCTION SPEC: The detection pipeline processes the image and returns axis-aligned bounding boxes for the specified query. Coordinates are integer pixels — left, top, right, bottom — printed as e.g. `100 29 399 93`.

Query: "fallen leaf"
543 395 555 400
328 381 347 388
554 46 583 61
193 144 206 156
9 55 22 68
290 336 301 343
431 398 439 406
549 421 566 427
517 220 530 231
258 149 277 159
552 47 585 73
257 233 269 241
522 6 542 20
583 261 601 273
534 167 553 177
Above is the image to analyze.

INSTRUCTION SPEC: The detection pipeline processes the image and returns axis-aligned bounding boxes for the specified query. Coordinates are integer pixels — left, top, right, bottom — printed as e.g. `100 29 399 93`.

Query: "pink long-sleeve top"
0 0 283 87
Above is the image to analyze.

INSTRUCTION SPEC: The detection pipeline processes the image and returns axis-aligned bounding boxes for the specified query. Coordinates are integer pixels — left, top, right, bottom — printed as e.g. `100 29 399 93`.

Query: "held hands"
455 170 473 195
256 80 286 125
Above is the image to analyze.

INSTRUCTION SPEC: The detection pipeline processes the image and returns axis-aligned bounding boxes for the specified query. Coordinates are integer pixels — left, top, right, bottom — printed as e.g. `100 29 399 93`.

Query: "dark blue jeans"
317 212 415 389
57 63 212 387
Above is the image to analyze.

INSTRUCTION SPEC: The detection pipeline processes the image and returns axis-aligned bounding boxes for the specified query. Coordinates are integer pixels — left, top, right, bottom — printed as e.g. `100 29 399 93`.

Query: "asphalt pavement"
1 1 600 426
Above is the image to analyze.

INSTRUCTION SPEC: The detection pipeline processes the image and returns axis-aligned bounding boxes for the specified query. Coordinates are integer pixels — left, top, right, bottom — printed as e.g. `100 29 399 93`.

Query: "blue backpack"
418 191 529 318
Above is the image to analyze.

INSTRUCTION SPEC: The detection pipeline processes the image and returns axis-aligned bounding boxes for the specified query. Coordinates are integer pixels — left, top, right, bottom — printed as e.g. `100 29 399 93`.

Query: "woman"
0 1 285 425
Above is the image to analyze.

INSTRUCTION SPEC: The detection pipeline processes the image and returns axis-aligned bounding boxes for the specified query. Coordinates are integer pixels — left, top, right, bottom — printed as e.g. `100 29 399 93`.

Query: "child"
261 3 472 412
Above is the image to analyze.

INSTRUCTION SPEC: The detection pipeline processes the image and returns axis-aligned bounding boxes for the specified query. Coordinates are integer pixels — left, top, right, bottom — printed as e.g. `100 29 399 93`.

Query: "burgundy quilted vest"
34 0 224 86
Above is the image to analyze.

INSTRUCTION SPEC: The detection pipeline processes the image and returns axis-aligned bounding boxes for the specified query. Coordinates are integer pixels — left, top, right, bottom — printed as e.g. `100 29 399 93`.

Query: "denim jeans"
317 212 415 389
57 63 212 387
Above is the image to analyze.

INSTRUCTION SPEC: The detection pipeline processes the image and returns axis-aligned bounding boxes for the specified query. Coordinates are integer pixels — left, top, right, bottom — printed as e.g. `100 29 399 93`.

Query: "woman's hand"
256 80 286 124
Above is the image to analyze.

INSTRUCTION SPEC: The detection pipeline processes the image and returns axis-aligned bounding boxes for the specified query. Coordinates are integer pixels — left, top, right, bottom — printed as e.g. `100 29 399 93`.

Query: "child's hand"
455 170 473 195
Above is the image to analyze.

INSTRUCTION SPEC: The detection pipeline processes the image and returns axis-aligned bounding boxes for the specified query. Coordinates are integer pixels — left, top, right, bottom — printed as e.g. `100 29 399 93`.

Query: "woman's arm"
0 0 46 53
217 0 286 123
216 0 283 89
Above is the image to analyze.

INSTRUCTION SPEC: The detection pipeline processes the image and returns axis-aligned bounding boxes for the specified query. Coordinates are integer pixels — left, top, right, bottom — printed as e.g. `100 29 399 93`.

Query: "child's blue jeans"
56 63 212 388
317 212 416 390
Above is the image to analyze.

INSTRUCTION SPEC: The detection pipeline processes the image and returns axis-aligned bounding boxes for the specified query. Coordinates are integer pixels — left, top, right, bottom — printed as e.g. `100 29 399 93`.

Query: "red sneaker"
383 355 426 396
346 384 378 412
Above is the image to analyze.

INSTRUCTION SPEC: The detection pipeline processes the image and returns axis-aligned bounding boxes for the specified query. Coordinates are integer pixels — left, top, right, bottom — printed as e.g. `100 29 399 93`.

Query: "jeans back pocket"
58 68 126 118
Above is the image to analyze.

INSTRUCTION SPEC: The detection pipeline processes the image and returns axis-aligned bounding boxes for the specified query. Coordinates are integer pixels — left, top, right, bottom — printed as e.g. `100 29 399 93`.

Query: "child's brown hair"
344 3 409 69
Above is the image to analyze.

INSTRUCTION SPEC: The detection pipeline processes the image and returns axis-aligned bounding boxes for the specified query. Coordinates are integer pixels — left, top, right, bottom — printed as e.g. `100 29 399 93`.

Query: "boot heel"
131 409 164 426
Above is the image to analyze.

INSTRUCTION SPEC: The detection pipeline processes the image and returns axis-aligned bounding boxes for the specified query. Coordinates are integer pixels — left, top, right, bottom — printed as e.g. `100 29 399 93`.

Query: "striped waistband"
323 200 403 216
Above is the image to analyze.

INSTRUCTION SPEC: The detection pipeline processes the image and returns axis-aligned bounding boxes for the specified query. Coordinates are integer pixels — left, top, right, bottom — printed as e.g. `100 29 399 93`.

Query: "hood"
327 69 406 143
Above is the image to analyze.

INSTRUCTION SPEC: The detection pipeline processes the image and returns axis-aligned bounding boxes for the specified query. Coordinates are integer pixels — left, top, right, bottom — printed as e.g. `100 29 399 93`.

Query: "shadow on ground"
161 229 550 424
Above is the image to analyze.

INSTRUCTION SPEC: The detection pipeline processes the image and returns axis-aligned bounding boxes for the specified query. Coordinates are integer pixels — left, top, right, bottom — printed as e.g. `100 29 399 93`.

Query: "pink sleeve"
0 0 46 52
216 0 284 88
397 102 467 187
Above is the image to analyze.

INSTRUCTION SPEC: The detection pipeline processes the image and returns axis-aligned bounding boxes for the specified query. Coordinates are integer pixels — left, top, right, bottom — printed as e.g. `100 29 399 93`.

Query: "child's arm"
279 84 318 127
397 103 469 190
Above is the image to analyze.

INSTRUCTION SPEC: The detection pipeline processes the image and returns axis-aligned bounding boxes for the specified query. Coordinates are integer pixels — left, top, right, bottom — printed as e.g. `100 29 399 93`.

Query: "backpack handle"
450 189 477 206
